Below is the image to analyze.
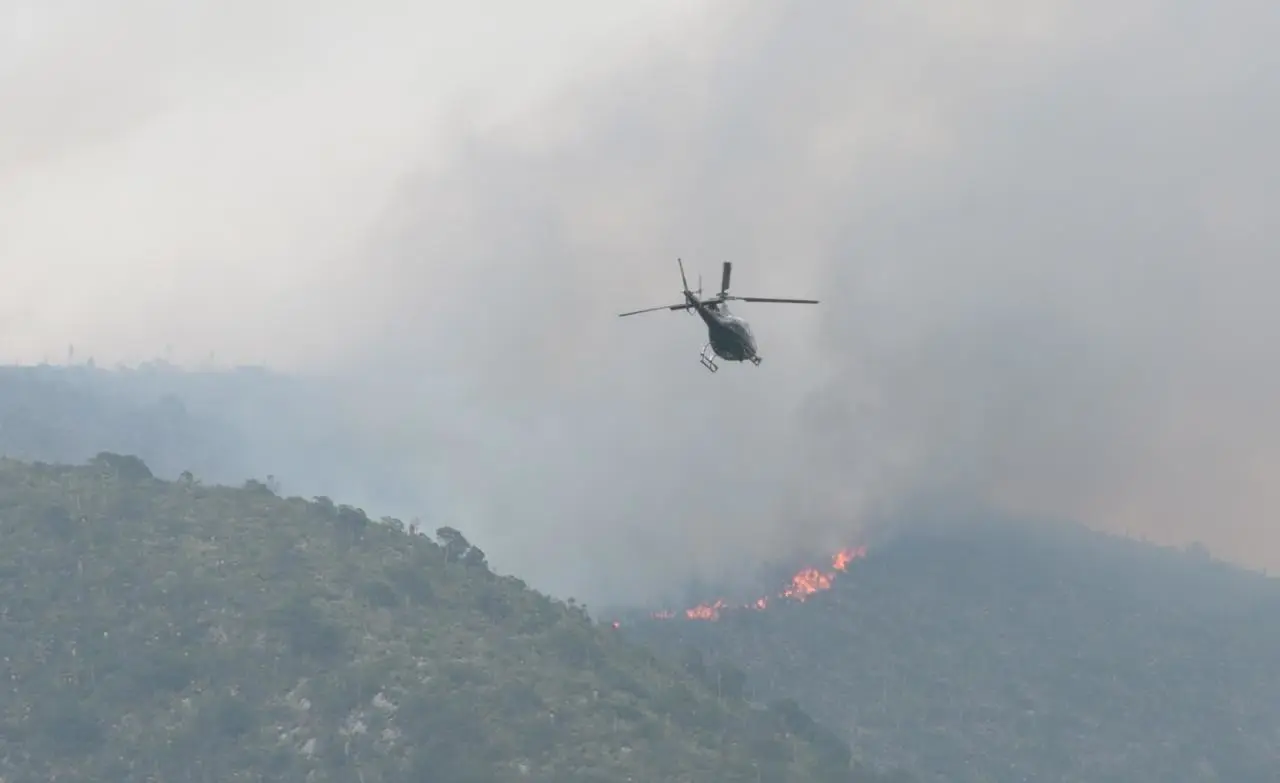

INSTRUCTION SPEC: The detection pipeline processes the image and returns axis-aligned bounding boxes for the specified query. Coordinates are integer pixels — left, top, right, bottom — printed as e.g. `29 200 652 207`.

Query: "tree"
436 525 470 561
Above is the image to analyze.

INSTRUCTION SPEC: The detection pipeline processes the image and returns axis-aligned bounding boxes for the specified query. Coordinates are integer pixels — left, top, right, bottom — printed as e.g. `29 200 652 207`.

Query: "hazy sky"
3 0 1278 603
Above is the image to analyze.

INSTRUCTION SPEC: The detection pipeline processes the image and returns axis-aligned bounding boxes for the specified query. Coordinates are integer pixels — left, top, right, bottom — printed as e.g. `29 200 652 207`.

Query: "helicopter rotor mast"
616 259 820 317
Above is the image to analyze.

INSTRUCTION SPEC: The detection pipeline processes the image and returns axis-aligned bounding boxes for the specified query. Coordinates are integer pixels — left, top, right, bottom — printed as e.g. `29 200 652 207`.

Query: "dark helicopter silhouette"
618 259 819 372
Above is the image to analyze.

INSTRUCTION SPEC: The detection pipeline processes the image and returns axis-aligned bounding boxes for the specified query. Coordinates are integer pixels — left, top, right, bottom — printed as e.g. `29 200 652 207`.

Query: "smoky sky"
4 0 1279 604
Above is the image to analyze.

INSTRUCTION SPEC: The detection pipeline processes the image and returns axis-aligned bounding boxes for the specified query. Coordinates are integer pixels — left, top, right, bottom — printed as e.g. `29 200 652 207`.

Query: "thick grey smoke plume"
3 1 1278 604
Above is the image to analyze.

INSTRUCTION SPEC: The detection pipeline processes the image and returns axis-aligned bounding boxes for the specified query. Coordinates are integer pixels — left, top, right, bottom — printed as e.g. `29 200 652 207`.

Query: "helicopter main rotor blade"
725 296 820 304
720 261 732 297
618 302 691 317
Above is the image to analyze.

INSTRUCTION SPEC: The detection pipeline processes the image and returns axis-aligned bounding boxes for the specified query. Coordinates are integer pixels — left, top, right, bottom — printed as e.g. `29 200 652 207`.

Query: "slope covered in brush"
625 519 1280 783
0 454 916 782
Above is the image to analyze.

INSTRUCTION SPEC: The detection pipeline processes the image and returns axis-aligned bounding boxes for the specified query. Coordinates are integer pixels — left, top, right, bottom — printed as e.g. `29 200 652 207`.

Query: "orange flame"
644 545 867 623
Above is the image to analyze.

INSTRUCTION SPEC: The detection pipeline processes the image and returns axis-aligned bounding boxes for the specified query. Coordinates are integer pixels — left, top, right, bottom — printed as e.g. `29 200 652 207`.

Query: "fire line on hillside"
615 546 867 626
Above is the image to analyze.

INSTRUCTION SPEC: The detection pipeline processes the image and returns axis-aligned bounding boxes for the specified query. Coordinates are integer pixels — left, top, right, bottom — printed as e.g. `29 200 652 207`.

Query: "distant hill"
0 454 912 782
624 519 1280 783
0 362 424 511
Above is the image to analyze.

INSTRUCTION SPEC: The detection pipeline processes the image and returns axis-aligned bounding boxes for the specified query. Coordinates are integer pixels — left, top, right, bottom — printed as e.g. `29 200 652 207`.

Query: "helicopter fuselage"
688 294 759 363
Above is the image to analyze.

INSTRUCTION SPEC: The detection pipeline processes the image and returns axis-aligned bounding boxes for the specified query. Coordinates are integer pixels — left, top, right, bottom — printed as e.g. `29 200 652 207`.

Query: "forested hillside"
0 454 911 782
625 519 1280 783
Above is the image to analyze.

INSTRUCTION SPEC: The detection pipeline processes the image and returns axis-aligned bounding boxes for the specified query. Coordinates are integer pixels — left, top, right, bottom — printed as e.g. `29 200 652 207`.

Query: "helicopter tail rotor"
618 258 700 317
677 258 697 314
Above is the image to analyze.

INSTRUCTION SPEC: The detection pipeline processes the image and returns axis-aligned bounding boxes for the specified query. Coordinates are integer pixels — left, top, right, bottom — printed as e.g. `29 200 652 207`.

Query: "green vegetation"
627 519 1280 783
0 453 909 782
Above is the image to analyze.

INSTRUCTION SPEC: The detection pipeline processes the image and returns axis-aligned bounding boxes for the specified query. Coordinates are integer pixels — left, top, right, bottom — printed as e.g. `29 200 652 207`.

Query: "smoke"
3 0 1278 604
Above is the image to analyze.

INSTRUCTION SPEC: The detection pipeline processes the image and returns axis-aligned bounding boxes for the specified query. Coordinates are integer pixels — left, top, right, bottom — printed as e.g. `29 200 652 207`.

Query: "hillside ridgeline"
0 454 910 782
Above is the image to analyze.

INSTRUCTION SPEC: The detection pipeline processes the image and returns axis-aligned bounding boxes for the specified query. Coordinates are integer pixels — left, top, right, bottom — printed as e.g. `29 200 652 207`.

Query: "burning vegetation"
649 546 867 622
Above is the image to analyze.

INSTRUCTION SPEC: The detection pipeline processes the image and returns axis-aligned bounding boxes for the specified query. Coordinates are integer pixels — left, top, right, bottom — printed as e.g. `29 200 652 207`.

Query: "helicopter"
618 259 819 372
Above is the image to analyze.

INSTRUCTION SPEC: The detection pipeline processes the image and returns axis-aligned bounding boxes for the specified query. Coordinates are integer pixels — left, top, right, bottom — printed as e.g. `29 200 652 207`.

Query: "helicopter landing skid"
699 344 719 372
749 355 761 366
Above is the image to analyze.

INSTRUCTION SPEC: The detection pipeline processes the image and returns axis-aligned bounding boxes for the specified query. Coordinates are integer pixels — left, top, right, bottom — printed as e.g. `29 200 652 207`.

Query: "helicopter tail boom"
618 258 703 317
